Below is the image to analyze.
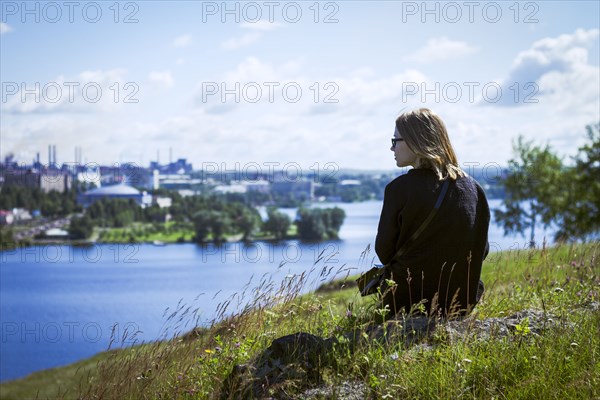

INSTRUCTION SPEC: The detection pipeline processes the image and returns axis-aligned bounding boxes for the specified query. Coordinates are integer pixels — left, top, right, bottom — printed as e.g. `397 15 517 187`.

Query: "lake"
0 199 557 382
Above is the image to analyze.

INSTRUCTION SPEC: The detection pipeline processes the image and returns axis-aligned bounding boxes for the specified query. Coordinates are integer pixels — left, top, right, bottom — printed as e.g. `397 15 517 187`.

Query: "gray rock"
299 380 368 400
220 332 337 399
444 309 566 342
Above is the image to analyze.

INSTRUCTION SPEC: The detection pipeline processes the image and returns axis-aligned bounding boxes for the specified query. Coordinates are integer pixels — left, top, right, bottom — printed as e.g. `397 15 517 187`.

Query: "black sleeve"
375 183 401 265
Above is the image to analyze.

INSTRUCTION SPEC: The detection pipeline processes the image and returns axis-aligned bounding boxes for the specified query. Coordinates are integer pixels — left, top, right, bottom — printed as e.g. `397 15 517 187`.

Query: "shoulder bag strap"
389 178 450 263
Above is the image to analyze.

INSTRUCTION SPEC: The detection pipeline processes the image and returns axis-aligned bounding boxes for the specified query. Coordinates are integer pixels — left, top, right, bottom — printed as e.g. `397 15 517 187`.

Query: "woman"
375 108 490 319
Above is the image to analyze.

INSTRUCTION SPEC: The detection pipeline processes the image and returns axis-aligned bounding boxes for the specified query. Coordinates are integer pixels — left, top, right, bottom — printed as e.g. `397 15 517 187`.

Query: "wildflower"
204 349 213 354
346 310 353 318
235 342 241 349
215 346 223 353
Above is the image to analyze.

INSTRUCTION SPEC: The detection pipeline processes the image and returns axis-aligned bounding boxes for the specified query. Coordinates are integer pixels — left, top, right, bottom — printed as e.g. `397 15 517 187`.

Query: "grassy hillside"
1 242 598 399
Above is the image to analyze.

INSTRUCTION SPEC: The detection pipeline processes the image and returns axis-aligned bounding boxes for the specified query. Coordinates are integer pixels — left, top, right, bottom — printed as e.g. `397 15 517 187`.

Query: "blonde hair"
395 108 465 180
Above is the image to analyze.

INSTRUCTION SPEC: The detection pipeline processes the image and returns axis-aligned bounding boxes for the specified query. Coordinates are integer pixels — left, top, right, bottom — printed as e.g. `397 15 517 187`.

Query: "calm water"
0 199 556 382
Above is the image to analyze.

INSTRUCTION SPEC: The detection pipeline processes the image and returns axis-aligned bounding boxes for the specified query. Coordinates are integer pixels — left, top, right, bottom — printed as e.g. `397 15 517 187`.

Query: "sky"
1 1 599 174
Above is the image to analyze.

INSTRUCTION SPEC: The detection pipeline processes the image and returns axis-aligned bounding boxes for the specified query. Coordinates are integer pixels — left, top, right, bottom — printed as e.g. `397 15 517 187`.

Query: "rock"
444 309 566 342
269 332 336 365
361 315 437 347
299 380 368 400
220 332 337 399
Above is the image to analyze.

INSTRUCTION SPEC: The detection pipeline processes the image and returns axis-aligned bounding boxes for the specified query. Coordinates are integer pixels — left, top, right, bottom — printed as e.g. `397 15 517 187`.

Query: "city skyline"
1 1 599 170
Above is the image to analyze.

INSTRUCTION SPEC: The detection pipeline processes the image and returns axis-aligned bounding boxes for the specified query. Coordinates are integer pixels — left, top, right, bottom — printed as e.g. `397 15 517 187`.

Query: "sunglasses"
391 138 404 148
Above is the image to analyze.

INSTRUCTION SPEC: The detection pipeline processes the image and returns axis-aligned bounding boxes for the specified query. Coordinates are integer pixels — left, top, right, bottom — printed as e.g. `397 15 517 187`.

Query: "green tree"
0 225 16 250
69 215 94 239
209 211 230 243
193 210 213 243
555 123 600 240
263 208 291 240
494 136 563 247
232 207 261 241
296 208 326 240
0 186 79 217
326 207 346 238
193 210 230 243
144 204 167 223
296 207 347 241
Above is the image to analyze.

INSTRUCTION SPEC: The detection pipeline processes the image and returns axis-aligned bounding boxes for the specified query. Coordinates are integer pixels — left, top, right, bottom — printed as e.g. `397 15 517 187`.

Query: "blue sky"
1 1 599 172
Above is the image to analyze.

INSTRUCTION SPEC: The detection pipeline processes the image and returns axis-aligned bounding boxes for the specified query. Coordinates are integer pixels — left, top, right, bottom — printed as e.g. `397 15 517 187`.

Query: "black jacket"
375 168 490 315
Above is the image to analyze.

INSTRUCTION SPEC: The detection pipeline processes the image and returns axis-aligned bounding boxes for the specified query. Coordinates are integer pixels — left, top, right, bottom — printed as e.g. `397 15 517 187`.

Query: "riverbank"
1 242 598 399
1 222 301 248
94 222 300 244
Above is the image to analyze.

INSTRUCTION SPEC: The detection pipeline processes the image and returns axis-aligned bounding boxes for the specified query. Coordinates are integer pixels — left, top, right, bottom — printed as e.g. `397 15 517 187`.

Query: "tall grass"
1 242 598 399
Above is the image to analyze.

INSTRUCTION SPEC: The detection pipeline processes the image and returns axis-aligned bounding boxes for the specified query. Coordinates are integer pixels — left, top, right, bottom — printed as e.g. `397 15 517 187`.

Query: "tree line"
69 193 346 243
0 186 80 217
495 123 599 244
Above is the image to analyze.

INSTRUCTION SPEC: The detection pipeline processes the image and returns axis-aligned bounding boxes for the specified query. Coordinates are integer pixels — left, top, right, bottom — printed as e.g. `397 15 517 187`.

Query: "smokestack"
53 145 57 167
36 152 40 164
48 145 52 166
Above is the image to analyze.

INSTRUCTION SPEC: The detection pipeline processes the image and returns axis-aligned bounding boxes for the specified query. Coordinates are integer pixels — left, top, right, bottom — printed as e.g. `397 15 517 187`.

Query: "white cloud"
185 54 598 169
508 28 599 83
404 37 477 63
494 28 600 108
173 34 192 48
148 71 174 88
1 114 122 166
196 57 290 110
188 57 438 167
196 57 430 120
2 69 129 114
437 31 600 163
240 21 282 31
221 32 261 50
4 30 598 171
0 22 12 34
221 20 281 50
